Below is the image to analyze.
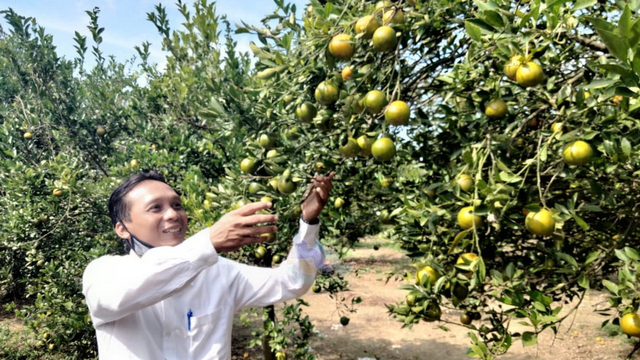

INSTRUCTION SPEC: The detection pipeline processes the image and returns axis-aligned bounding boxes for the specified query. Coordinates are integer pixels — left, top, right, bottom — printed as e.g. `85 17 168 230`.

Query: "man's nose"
164 207 179 220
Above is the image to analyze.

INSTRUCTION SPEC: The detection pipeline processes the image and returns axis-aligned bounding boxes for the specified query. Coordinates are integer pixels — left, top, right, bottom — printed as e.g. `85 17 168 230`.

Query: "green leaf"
499 171 522 183
557 253 579 268
625 247 640 261
580 204 602 212
584 16 616 32
585 250 602 265
618 4 632 39
483 10 505 29
602 279 619 295
571 212 589 230
573 0 597 11
547 0 571 9
557 84 572 105
620 137 632 157
615 249 629 262
595 64 632 77
594 28 629 63
467 18 497 33
630 18 640 48
587 79 617 89
614 87 637 97
465 21 482 41
522 331 538 347
578 274 590 289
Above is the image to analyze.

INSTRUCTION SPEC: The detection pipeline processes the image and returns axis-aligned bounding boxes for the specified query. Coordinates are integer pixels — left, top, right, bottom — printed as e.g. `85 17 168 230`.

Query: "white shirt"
83 220 324 360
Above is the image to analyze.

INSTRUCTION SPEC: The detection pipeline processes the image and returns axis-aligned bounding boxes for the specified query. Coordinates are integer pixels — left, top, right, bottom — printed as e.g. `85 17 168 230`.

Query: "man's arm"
82 229 217 326
84 202 280 326
229 172 334 310
230 219 325 310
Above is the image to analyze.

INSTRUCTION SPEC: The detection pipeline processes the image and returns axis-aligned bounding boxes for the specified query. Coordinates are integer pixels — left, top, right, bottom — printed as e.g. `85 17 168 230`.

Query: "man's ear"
115 222 130 240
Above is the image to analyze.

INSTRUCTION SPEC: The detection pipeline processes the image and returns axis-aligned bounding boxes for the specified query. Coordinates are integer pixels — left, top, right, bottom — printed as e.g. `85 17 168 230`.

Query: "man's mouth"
163 227 182 234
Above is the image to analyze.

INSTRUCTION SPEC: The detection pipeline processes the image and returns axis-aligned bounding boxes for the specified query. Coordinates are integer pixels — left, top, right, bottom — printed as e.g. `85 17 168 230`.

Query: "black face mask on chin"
119 222 155 256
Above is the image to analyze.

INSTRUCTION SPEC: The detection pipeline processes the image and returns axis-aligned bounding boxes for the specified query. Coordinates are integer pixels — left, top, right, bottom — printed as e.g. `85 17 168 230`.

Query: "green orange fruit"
371 137 396 161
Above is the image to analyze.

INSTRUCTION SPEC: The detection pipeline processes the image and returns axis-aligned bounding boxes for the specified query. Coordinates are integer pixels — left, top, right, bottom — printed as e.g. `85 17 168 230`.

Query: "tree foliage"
1 0 640 359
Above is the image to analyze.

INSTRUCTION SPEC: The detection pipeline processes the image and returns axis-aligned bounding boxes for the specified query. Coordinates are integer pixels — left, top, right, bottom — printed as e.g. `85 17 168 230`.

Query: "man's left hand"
301 172 335 223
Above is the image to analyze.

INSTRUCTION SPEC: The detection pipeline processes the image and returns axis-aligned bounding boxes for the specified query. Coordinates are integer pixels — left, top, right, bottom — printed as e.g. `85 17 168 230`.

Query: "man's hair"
108 170 168 227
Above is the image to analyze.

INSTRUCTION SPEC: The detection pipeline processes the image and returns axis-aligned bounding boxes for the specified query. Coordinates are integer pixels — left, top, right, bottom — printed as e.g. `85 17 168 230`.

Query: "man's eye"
150 205 161 211
173 203 183 209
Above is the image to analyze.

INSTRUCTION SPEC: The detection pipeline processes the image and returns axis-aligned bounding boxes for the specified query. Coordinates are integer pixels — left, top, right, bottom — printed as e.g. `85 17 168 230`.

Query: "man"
82 170 334 359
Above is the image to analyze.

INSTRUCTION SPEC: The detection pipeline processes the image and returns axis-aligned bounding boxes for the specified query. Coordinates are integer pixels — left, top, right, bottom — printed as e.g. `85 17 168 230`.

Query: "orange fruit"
385 100 410 126
356 135 373 156
315 80 340 106
382 8 405 25
551 122 563 133
339 137 360 158
460 312 473 325
562 140 593 166
457 206 482 230
371 137 396 161
621 313 640 337
525 209 555 236
372 26 397 52
334 197 345 208
258 134 275 149
456 174 473 192
456 253 478 264
516 61 545 87
355 15 380 39
296 102 317 123
328 34 355 60
364 90 388 114
23 132 33 140
255 246 267 259
484 99 508 119
341 66 354 81
240 158 258 174
248 182 262 194
415 265 441 286
504 55 525 80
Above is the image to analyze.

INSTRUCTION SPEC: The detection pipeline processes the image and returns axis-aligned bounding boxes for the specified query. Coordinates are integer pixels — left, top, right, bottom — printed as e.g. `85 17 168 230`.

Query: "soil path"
233 237 640 360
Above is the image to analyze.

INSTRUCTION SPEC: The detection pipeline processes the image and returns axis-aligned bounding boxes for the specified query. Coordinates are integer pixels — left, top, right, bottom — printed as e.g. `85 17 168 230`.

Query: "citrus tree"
3 0 640 359
234 0 640 358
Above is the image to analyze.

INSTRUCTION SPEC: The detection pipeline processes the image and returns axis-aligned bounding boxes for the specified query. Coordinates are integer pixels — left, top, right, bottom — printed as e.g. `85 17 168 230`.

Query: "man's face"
117 180 188 247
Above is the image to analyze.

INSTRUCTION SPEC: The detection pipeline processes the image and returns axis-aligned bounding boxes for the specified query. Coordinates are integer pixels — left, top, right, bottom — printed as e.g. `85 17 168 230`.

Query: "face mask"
119 222 155 257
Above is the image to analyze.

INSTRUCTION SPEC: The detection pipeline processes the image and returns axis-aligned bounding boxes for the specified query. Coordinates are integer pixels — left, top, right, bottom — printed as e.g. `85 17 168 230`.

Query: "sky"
0 0 309 68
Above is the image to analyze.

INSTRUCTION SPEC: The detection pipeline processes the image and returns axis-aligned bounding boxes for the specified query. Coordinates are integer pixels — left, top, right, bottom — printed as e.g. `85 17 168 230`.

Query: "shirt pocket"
188 308 226 359
164 308 224 360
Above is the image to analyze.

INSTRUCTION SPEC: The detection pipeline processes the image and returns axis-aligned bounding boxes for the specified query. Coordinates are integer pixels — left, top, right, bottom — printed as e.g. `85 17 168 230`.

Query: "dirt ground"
232 237 640 360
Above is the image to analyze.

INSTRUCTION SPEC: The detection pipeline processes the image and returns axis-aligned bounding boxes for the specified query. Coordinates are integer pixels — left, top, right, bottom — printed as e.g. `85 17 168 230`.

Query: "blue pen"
187 309 193 331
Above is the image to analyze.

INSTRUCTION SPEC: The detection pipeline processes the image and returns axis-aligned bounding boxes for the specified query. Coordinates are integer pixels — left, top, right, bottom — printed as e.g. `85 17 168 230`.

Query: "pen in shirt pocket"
187 309 193 331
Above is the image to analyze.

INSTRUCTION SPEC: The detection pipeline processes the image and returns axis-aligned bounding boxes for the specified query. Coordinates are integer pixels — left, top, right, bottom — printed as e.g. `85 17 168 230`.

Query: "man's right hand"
208 202 277 253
